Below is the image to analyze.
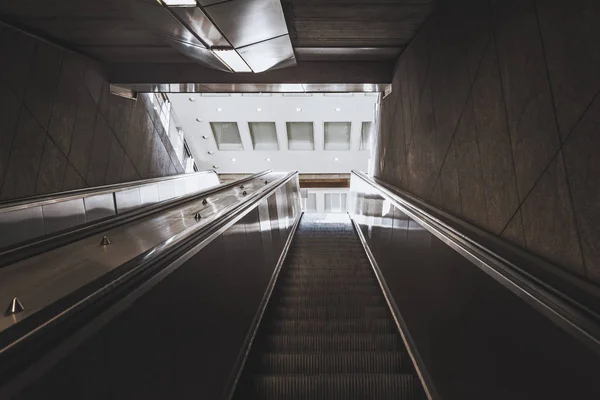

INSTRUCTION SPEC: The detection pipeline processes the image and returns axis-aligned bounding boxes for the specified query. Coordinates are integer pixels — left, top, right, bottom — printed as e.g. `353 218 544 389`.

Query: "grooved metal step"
268 319 397 335
249 374 424 400
256 353 411 374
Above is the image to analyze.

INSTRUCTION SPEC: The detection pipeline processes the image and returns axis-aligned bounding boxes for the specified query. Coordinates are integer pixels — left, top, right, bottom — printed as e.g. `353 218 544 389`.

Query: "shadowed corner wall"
375 0 600 284
0 23 186 201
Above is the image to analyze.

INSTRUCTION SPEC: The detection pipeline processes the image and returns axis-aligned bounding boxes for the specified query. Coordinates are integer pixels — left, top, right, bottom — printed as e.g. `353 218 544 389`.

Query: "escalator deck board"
234 214 425 400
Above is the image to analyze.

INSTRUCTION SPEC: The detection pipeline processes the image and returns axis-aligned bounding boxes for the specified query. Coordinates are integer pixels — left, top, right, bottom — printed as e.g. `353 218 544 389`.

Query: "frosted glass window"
324 122 351 151
305 193 317 213
210 122 243 150
325 193 347 213
287 122 314 150
360 122 372 150
249 122 279 150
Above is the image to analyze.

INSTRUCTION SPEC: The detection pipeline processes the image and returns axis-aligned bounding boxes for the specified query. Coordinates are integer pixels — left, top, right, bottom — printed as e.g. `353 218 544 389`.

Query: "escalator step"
276 295 386 307
269 319 396 335
264 334 403 352
249 374 423 400
234 214 424 399
271 306 392 320
278 286 382 296
255 353 411 374
281 277 377 287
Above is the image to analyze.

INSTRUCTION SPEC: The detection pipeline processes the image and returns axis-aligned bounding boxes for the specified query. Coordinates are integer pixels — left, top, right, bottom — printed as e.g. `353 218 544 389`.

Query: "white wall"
168 93 379 174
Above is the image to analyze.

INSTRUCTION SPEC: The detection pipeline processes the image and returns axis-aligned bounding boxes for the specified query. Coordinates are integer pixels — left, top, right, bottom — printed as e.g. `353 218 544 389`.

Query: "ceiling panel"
0 0 436 71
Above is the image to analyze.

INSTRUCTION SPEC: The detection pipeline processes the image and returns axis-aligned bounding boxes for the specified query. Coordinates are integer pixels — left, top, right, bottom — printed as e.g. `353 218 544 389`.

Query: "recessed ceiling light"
256 107 262 112
189 97 196 102
202 135 208 139
296 107 302 112
334 157 339 162
335 107 341 112
196 118 202 122
217 107 223 112
232 158 236 162
207 151 214 155
212 165 219 169
265 157 271 162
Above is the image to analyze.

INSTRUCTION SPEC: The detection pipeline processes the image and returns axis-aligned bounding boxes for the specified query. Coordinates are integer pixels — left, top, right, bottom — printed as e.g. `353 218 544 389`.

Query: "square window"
249 122 279 150
210 122 243 151
360 121 372 151
324 122 351 151
325 193 347 213
286 122 314 150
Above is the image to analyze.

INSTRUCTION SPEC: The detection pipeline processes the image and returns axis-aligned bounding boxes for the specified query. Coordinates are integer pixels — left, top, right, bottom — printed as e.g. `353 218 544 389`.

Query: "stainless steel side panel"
83 194 115 222
349 174 600 400
42 199 86 235
0 207 44 249
115 188 141 213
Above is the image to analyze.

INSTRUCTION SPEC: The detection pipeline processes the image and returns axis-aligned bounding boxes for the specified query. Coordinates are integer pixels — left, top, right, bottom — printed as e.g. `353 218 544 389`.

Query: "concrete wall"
0 24 185 201
376 0 600 283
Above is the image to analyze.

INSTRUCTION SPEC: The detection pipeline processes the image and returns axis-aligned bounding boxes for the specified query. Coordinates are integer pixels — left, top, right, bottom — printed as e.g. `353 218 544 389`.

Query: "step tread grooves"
234 214 425 400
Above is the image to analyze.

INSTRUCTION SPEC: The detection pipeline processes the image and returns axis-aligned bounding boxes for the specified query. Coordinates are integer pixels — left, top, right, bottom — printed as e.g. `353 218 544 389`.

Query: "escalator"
2 170 600 399
234 214 424 399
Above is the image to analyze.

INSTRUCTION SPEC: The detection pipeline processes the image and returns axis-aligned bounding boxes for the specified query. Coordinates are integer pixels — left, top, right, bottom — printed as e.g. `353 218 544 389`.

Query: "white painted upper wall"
168 93 379 174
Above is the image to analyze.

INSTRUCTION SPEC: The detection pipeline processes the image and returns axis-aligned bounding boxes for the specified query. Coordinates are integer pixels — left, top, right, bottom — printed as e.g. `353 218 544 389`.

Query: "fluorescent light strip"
162 0 197 6
212 49 253 73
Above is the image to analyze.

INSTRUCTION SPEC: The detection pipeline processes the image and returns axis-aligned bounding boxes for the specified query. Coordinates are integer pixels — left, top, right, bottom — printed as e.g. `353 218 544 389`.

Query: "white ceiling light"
335 107 341 112
207 151 214 155
265 157 271 162
256 107 262 112
162 0 197 6
212 49 252 73
296 107 302 112
217 107 223 112
334 157 340 161
189 97 196 102
196 118 202 122
232 158 236 162
202 135 208 139
212 165 219 169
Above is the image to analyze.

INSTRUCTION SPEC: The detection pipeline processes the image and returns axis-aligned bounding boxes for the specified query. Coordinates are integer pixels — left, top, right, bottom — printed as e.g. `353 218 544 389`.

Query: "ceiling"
0 0 436 87
169 92 378 174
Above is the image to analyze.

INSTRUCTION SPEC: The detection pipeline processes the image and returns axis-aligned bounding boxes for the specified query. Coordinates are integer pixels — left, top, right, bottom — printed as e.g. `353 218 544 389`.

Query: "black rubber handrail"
351 170 600 356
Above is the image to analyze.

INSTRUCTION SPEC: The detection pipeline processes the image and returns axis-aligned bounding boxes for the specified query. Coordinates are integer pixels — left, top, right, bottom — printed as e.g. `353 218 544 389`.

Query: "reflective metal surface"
171 6 228 47
0 172 290 336
238 34 296 73
164 38 231 72
0 207 44 249
0 171 302 399
114 83 387 93
0 171 219 249
349 171 600 399
83 194 115 222
42 199 86 235
206 0 288 48
131 0 206 48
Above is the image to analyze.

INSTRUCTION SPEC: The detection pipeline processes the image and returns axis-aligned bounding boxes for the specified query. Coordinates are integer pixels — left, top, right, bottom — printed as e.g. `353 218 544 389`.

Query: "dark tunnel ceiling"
0 0 436 64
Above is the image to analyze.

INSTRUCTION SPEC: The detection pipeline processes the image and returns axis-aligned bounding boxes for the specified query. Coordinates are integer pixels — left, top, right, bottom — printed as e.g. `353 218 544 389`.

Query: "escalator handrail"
0 170 219 211
0 171 299 370
0 170 272 268
351 170 600 355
